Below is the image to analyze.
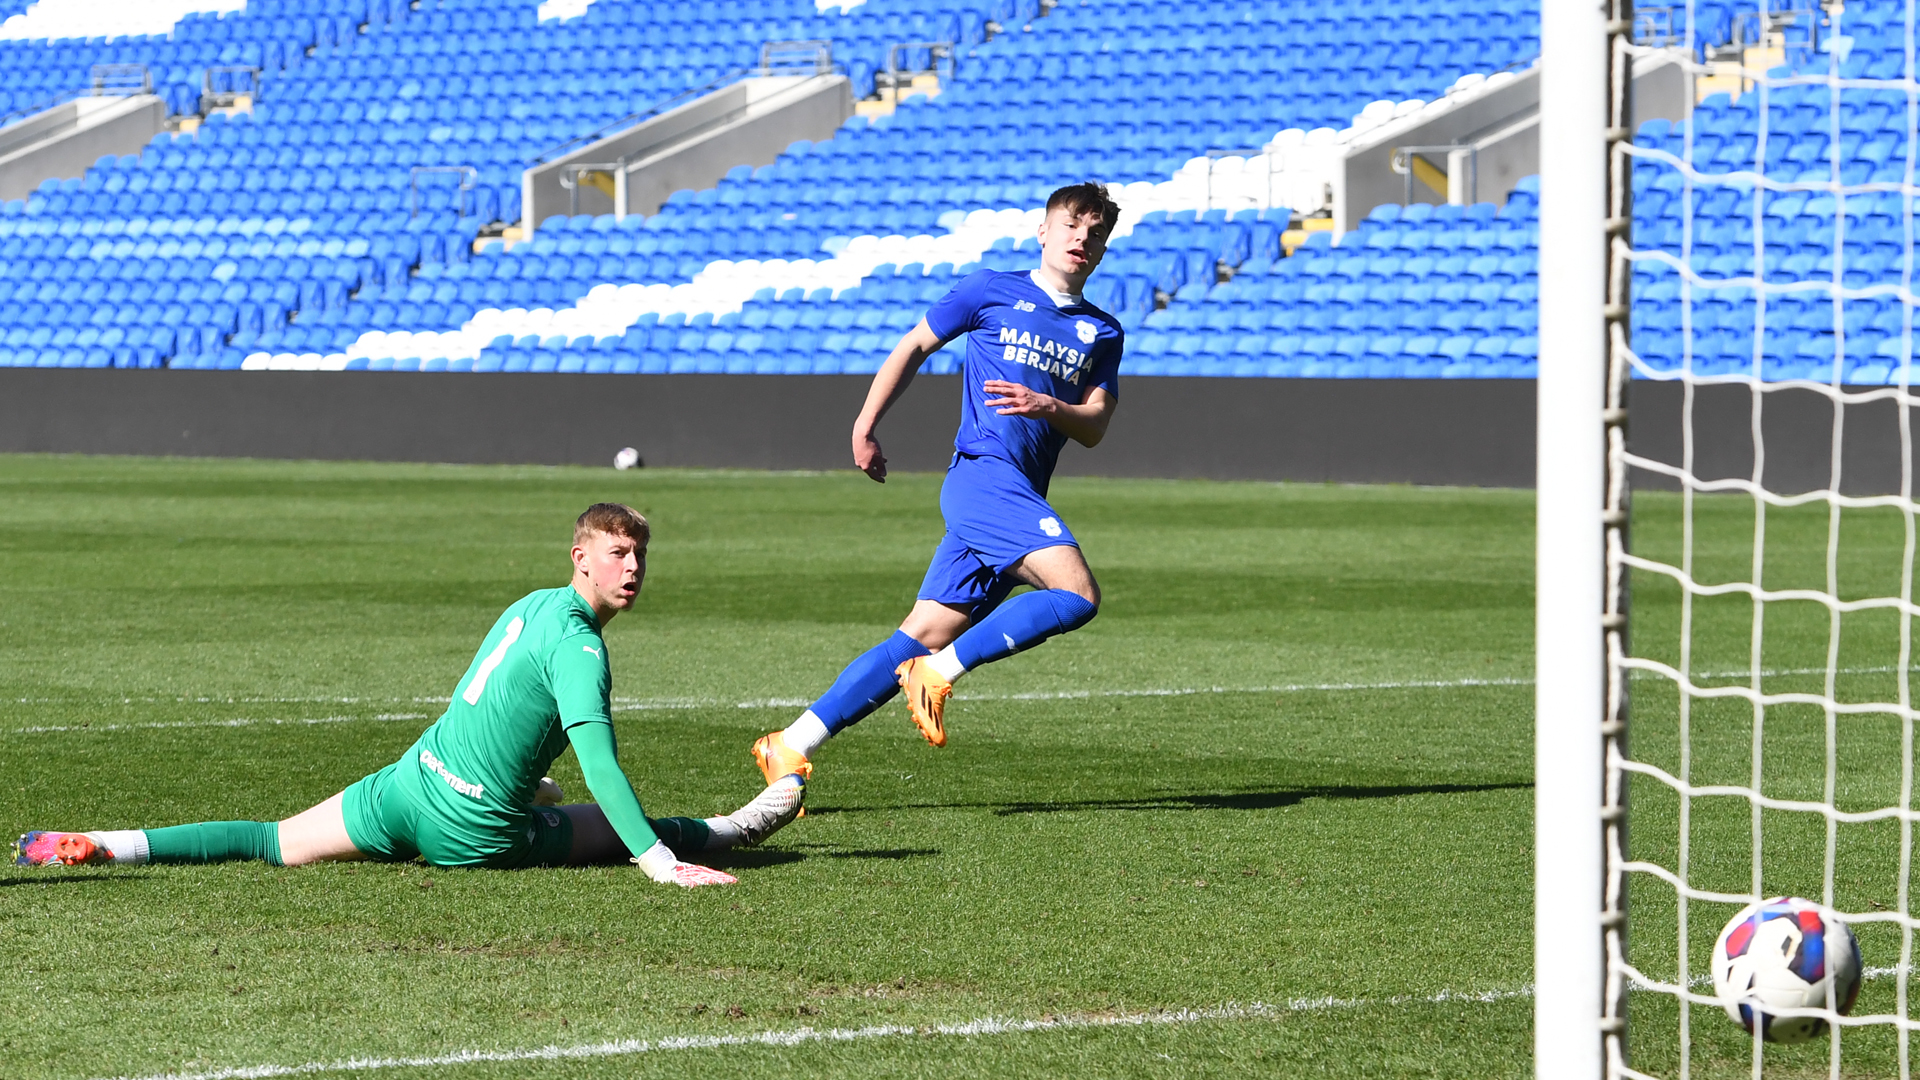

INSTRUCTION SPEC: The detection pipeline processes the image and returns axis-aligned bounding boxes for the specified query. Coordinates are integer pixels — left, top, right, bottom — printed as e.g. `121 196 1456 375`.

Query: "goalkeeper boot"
750 731 813 786
726 773 806 847
15 831 112 867
895 657 953 748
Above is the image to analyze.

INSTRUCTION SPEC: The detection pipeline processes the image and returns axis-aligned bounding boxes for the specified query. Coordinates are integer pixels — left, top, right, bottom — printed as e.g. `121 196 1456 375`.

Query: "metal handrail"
1391 143 1478 206
1730 4 1821 57
0 89 85 129
410 165 478 218
1632 7 1683 48
761 39 834 74
91 64 151 96
558 160 624 216
528 67 752 165
881 40 954 101
201 65 261 113
0 65 157 131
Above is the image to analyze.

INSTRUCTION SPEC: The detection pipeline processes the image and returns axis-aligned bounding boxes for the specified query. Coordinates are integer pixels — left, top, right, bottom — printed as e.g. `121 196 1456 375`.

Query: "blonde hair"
574 503 649 547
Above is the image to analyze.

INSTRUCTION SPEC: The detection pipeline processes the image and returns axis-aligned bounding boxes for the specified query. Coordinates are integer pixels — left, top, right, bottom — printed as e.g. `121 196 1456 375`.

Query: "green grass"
3 454 1903 1079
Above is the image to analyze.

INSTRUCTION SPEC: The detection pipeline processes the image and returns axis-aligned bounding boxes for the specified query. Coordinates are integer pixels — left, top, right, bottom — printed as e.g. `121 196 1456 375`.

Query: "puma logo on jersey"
582 645 602 658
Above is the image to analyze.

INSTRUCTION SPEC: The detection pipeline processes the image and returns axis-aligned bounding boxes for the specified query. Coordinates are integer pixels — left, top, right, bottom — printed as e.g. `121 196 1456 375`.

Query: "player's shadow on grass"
706 845 942 868
810 781 1530 817
0 873 131 888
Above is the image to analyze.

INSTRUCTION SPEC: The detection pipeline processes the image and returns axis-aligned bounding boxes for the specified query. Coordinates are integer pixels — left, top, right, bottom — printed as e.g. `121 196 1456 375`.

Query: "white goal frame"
1537 0 1629 1077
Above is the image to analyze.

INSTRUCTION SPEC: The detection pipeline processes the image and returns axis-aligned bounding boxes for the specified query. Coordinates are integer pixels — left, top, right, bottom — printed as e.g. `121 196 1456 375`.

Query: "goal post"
1537 0 1623 1076
1542 0 1920 1074
1528 0 1635 1068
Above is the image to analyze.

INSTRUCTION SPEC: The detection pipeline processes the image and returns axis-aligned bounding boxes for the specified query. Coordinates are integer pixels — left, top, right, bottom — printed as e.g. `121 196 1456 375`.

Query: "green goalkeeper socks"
645 816 712 858
144 821 284 866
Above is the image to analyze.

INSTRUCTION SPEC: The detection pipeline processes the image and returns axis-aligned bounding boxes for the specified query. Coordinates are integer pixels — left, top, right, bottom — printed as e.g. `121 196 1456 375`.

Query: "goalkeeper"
16 503 801 888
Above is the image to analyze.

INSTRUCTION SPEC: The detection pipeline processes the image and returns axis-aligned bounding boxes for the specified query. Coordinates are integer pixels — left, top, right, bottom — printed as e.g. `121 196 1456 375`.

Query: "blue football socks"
950 589 1098 672
806 630 932 735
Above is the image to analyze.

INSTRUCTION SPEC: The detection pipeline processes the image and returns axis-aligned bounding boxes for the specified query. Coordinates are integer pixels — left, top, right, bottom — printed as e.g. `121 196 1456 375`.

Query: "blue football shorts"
917 452 1080 619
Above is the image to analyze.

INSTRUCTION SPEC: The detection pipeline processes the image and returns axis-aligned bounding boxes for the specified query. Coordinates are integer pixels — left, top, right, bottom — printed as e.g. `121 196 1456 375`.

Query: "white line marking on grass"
94 965 1920 1080
8 714 428 735
97 990 1533 1080
687 676 1537 714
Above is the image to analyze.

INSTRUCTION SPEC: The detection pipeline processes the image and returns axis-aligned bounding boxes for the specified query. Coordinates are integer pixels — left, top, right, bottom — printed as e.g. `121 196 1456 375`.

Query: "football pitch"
2 453 1893 1079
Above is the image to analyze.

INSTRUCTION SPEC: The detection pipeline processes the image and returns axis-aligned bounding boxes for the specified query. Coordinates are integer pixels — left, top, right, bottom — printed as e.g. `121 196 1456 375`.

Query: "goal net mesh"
1607 4 1920 1076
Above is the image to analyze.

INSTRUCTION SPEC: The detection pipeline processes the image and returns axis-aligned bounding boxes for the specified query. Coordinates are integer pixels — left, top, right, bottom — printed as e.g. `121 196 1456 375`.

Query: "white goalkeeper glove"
632 840 737 887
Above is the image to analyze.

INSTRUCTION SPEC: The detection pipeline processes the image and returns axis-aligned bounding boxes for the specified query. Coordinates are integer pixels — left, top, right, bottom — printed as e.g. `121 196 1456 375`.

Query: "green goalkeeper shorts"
341 759 574 869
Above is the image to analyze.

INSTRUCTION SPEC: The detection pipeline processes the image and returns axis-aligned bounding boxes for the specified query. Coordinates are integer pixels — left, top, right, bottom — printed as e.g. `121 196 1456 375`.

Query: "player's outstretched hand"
633 840 737 888
853 428 888 483
982 379 1057 418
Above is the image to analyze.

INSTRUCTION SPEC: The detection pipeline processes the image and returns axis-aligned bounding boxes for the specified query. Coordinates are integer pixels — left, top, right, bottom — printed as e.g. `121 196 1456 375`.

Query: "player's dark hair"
575 503 649 546
1046 181 1121 237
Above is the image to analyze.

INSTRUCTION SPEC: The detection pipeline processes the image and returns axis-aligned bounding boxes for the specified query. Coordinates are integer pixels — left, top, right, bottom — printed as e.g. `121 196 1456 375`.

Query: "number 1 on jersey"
462 617 524 705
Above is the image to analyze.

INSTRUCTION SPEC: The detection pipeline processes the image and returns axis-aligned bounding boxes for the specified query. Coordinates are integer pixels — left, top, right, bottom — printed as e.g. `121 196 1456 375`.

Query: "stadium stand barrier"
525 72 853 228
0 91 166 202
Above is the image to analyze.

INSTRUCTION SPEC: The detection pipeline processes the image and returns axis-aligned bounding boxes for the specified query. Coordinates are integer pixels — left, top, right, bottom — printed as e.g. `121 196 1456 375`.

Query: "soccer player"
18 504 802 888
750 182 1124 785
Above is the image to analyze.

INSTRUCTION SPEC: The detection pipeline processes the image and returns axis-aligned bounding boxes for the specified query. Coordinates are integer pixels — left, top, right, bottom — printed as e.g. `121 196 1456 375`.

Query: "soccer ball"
1711 896 1862 1043
613 447 641 470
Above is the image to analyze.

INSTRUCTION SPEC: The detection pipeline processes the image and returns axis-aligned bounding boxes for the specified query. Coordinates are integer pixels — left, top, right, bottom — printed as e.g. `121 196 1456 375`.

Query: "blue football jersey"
923 269 1124 492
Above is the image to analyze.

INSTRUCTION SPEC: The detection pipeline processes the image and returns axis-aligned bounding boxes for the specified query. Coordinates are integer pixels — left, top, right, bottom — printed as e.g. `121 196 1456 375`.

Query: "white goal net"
1540 1 1920 1077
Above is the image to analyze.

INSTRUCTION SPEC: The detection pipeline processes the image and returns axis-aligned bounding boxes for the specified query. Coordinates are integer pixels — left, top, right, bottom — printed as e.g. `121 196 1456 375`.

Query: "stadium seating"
300 0 1541 373
17 0 1908 382
1627 0 1919 387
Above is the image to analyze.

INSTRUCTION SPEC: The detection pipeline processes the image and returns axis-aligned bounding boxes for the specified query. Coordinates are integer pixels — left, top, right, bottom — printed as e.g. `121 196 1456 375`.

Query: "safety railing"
410 165 478 218
761 39 834 75
91 64 152 96
1631 7 1682 47
1390 143 1478 206
558 160 624 217
0 90 82 129
201 66 261 113
879 40 954 103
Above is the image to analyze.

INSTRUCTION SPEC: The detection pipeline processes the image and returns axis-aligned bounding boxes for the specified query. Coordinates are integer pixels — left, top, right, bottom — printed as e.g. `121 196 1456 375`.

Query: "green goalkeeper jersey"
396 586 613 851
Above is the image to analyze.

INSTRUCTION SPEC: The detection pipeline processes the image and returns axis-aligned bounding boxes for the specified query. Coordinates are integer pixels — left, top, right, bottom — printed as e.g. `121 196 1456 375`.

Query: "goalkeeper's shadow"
699 846 943 869
804 780 1530 817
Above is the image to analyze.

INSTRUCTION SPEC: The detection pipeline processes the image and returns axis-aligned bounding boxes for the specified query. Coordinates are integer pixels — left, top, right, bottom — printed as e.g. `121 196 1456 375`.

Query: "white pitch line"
3 677 1536 727
8 714 428 735
91 963 1920 1080
97 989 1531 1080
693 676 1535 714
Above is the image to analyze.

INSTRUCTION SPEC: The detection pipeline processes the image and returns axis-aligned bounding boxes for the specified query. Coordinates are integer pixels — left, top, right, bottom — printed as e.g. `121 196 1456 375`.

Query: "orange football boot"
751 731 813 817
895 657 953 747
751 731 814 786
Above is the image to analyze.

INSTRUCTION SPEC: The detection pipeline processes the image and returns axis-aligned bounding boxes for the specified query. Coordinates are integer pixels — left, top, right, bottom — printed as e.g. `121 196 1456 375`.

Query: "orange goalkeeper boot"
895 657 953 747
